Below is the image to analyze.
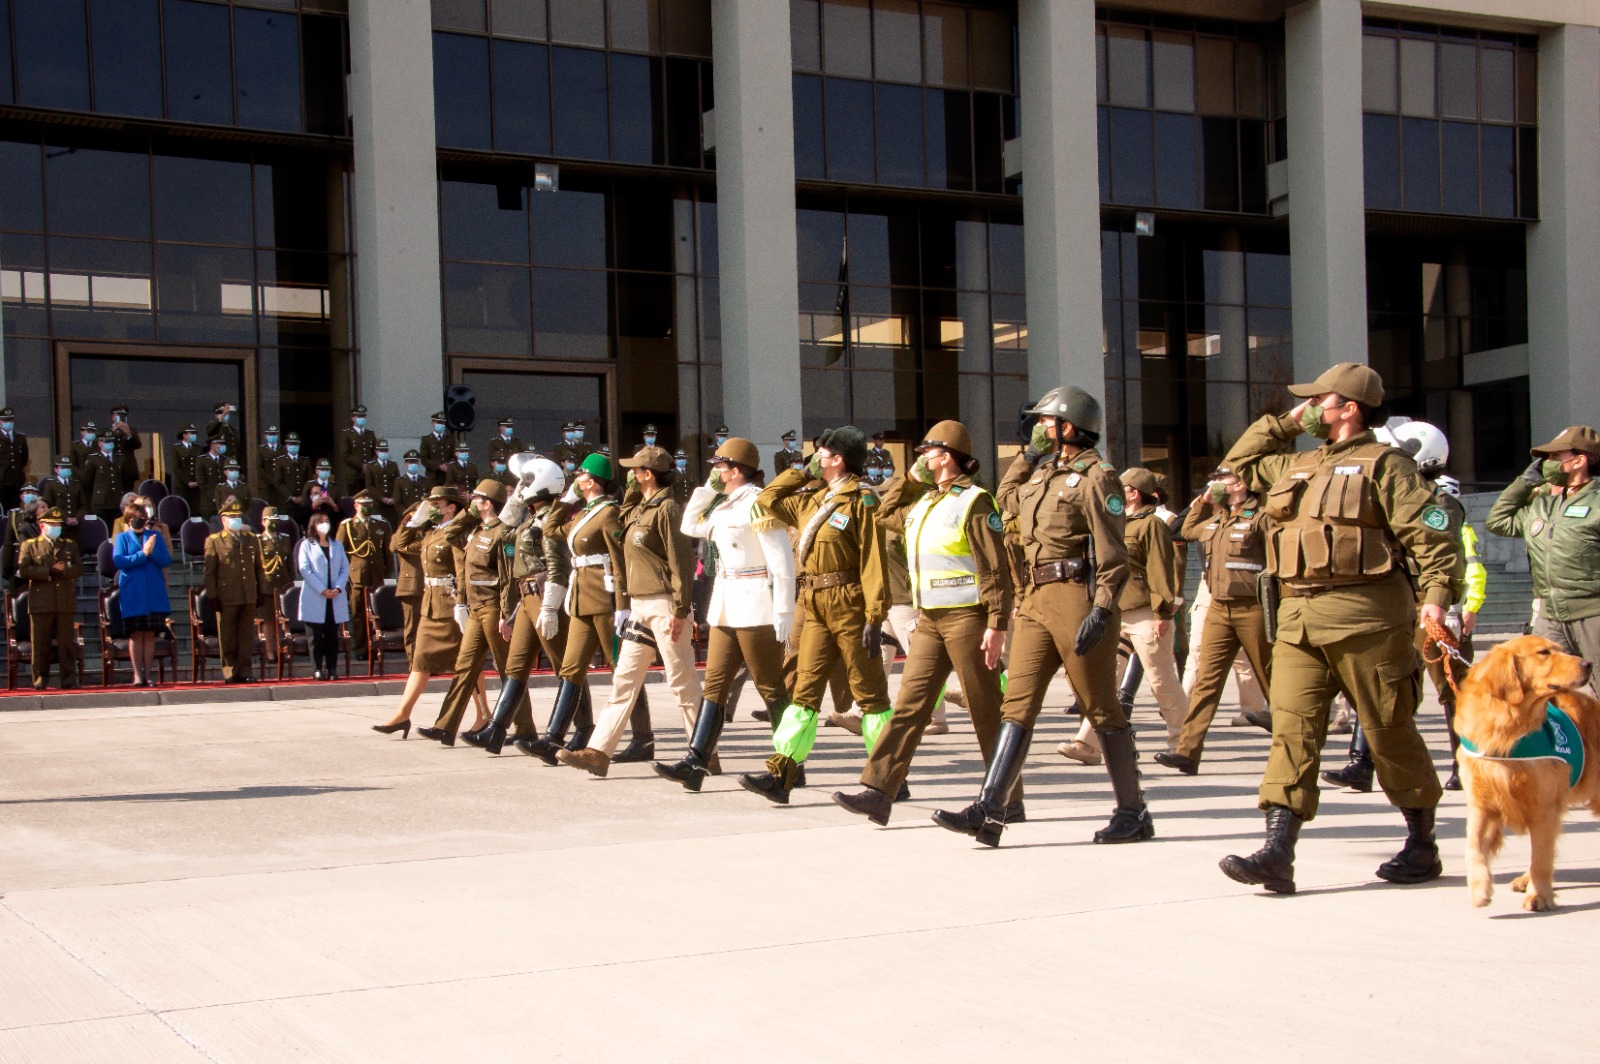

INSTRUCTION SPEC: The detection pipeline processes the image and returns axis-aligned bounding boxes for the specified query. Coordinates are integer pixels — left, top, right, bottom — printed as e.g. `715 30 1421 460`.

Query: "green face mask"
1542 459 1569 486
1300 403 1332 439
1208 482 1228 504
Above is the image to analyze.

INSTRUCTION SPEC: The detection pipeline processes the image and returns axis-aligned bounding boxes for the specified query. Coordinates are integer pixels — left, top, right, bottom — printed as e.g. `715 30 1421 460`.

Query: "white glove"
537 582 566 640
498 496 527 527
773 612 792 647
559 485 579 506
406 506 430 528
453 603 470 632
613 608 632 638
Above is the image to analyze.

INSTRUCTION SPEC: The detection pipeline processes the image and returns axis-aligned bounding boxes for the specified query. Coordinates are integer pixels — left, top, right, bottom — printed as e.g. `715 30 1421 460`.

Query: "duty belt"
519 578 542 596
424 576 455 588
1223 562 1265 571
718 565 769 580
469 578 498 587
1032 559 1086 586
800 570 859 591
572 552 608 567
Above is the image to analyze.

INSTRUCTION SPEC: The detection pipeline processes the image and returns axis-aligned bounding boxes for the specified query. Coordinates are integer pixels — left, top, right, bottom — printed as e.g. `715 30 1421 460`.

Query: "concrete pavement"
1 670 1596 1062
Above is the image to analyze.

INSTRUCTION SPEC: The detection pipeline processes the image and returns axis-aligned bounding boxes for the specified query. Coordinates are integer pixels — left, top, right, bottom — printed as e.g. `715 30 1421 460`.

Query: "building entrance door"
450 360 615 467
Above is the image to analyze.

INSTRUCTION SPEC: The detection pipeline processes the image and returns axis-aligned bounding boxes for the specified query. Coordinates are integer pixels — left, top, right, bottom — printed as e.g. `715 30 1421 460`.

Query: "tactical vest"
904 484 989 610
1201 503 1267 603
1263 444 1402 588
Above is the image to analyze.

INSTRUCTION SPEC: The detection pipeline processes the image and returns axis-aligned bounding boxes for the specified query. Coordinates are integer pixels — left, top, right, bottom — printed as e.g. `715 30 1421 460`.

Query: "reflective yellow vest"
904 484 988 609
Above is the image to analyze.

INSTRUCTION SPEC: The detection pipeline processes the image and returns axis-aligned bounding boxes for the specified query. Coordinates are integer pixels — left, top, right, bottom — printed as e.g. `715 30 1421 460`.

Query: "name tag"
828 512 850 531
1290 472 1311 480
1333 465 1362 476
1566 505 1590 518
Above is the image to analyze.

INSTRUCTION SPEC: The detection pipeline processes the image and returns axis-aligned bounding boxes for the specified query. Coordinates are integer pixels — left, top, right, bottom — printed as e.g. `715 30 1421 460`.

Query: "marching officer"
0 407 29 509
17 508 82 689
257 505 294 667
337 489 391 661
275 433 312 520
832 421 1014 825
419 411 453 486
487 418 523 467
4 484 43 588
933 386 1144 847
257 426 286 507
418 480 535 744
40 456 87 542
1218 363 1460 895
206 402 240 458
203 500 270 684
107 405 142 485
195 436 228 518
1157 464 1273 775
396 449 429 518
339 404 378 492
362 440 401 527
772 430 803 478
444 443 478 492
472 457 576 755
171 424 202 514
212 458 248 517
739 426 892 805
83 435 129 527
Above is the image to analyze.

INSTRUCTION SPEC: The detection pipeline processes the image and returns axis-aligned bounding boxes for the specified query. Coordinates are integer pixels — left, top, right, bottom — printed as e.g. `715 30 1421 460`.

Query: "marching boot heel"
524 680 581 764
653 698 724 792
482 677 528 755
1095 725 1154 844
931 722 1030 848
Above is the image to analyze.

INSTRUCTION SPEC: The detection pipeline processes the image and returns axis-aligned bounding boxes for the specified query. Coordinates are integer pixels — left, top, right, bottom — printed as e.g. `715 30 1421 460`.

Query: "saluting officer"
362 439 401 527
833 421 1014 825
391 501 426 662
339 404 378 492
40 456 87 541
933 386 1144 847
205 402 240 459
1157 465 1273 775
418 411 453 486
740 426 892 805
203 500 270 684
772 429 803 479
275 433 312 519
257 426 286 507
487 418 523 467
17 508 82 689
0 406 29 510
337 489 391 661
1218 363 1461 895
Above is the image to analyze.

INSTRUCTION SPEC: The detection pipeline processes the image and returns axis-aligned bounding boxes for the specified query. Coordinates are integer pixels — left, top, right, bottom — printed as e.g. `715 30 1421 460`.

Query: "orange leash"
1421 615 1467 696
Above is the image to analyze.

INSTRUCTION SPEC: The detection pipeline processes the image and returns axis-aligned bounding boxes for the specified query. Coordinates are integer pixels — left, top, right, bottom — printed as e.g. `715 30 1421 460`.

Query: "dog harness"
1458 703 1585 787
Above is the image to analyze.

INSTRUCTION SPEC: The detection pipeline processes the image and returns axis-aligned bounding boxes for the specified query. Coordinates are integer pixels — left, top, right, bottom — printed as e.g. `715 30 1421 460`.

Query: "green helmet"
578 452 614 481
1026 386 1102 435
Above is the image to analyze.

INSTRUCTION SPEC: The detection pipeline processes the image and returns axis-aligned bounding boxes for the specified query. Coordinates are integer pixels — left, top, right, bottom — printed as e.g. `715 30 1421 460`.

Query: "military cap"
578 453 615 480
351 404 368 416
180 423 198 433
19 482 38 493
575 419 588 428
285 432 301 443
714 424 729 435
620 445 672 472
54 454 71 465
404 448 421 461
353 488 377 502
644 422 658 432
38 507 63 523
1121 467 1161 498
432 411 446 422
562 420 576 430
1531 425 1600 460
712 438 760 469
428 484 463 504
214 401 230 412
674 449 687 459
224 458 241 470
781 429 797 442
917 420 974 459
1211 463 1235 477
80 421 97 432
264 425 280 435
0 407 13 418
206 434 226 447
471 479 507 505
315 458 332 469
219 500 244 516
376 438 389 449
1288 362 1384 408
597 445 611 456
498 418 514 428
870 431 886 442
110 405 129 416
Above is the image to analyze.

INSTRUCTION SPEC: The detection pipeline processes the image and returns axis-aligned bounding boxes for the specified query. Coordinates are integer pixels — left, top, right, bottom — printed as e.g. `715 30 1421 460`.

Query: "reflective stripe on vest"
905 485 988 609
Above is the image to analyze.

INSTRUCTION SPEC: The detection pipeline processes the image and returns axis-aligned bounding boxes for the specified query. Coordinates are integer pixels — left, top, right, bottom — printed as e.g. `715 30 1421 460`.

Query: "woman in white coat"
297 512 350 681
654 437 795 790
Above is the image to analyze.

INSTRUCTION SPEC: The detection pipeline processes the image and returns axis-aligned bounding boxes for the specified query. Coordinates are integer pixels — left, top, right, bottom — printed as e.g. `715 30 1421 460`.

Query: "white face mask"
224 517 243 532
314 521 330 535
145 505 154 518
44 525 62 539
376 452 389 463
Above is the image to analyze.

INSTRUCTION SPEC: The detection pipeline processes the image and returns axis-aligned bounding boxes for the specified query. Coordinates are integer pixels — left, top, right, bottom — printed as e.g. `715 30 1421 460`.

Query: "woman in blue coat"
112 500 172 687
297 512 350 681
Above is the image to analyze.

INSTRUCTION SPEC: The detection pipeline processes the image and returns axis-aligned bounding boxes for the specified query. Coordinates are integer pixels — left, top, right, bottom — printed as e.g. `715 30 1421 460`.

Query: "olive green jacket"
1487 478 1600 621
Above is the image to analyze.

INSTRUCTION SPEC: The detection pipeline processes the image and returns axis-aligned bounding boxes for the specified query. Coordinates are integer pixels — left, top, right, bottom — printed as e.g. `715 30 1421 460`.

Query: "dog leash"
1421 615 1469 696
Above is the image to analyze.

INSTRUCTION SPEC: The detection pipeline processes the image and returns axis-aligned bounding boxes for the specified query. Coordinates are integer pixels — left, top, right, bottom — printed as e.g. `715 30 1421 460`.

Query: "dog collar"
1459 702 1584 788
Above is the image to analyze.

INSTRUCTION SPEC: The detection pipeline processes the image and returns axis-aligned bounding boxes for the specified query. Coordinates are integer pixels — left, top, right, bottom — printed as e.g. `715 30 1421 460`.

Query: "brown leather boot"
556 747 611 778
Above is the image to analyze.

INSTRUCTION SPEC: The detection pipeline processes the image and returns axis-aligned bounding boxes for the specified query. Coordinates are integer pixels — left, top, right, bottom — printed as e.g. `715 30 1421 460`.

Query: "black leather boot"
565 684 595 751
931 722 1029 847
1095 725 1155 843
1118 654 1144 721
612 690 654 762
1320 724 1373 791
653 698 724 791
740 754 800 805
1375 807 1443 883
1219 806 1301 894
832 786 894 825
520 680 580 765
476 677 529 755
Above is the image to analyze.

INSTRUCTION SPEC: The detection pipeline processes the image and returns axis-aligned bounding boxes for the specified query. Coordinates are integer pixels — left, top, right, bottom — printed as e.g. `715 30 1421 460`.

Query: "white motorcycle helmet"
508 453 564 502
1386 419 1449 475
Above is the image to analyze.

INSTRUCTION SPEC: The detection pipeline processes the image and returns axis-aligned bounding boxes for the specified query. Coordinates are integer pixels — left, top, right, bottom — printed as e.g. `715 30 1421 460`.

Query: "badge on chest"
828 511 851 531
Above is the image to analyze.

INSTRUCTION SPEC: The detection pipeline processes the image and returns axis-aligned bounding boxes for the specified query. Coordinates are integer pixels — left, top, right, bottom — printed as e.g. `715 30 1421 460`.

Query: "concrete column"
1527 24 1600 444
1284 0 1367 379
711 0 800 456
348 0 444 442
1017 0 1104 403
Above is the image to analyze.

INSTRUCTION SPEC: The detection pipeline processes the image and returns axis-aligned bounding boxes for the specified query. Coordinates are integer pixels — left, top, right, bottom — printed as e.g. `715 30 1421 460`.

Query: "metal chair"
137 479 168 503
99 589 178 686
366 583 407 677
6 591 85 689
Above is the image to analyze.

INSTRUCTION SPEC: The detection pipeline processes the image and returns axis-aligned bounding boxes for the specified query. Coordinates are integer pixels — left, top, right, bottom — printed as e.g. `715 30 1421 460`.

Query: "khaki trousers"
882 602 944 726
29 611 78 687
218 602 257 681
1002 582 1122 730
1260 625 1441 820
1075 606 1184 754
780 607 853 715
1183 580 1266 714
560 612 650 743
589 594 700 757
1173 599 1273 761
790 584 889 715
861 605 1008 799
703 623 786 708
432 602 533 734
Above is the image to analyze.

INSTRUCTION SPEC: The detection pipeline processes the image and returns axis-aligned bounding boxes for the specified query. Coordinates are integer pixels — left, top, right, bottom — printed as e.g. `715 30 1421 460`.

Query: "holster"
1258 571 1280 643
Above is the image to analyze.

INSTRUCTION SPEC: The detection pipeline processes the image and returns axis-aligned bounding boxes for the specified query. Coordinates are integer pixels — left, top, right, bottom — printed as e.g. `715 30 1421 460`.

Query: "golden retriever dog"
1455 636 1600 911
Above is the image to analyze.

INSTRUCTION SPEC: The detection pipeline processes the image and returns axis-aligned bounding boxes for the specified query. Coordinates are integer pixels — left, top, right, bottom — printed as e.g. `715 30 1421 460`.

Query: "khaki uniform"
4 506 41 586
257 530 294 614
418 431 454 485
1108 505 1186 748
503 503 572 686
202 529 270 681
17 534 82 687
212 479 249 518
205 420 240 458
994 447 1129 731
487 434 524 466
109 424 141 485
543 497 626 690
444 460 478 492
83 451 128 524
39 476 87 541
771 447 805 479
430 515 534 736
758 467 891 722
1173 496 1273 761
337 516 391 657
392 518 424 660
859 474 1014 799
393 511 473 673
1226 414 1461 820
339 426 378 491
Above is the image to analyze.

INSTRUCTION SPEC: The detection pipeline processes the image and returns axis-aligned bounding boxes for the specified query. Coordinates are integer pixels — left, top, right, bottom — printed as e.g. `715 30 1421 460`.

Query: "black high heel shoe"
371 720 411 739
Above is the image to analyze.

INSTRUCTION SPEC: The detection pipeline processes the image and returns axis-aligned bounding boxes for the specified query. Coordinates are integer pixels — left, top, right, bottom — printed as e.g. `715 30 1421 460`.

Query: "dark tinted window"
1401 117 1440 212
491 39 552 155
166 0 235 126
926 89 972 191
609 53 659 165
534 267 609 358
875 84 923 186
1154 113 1197 208
155 243 257 343
530 187 607 268
1109 109 1154 205
824 78 874 183
440 179 529 263
13 0 91 111
433 33 493 148
0 140 44 232
793 74 825 181
551 47 609 160
46 146 152 240
0 0 11 105
1363 113 1400 210
302 15 348 136
90 0 163 118
235 8 304 132
255 156 332 250
154 155 254 246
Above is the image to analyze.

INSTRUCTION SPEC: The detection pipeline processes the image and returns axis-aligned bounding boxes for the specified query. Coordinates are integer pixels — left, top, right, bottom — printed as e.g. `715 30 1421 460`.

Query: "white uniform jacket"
682 482 795 629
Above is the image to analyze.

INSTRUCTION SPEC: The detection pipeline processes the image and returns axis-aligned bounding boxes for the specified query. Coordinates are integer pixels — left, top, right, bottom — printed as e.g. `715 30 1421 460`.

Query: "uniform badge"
1565 505 1591 518
1530 519 1545 536
1334 465 1362 476
1106 496 1125 516
987 512 1004 532
633 530 647 545
503 544 514 557
862 493 878 507
828 511 850 531
1065 473 1081 487
1421 506 1449 531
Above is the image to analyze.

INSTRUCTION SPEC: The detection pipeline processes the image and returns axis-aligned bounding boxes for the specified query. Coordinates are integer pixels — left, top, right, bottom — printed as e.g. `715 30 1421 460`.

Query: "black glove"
1520 458 1545 487
1073 605 1112 657
862 623 883 655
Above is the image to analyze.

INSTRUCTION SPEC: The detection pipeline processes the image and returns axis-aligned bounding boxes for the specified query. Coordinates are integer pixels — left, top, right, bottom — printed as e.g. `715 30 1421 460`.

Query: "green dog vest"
1459 703 1585 788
